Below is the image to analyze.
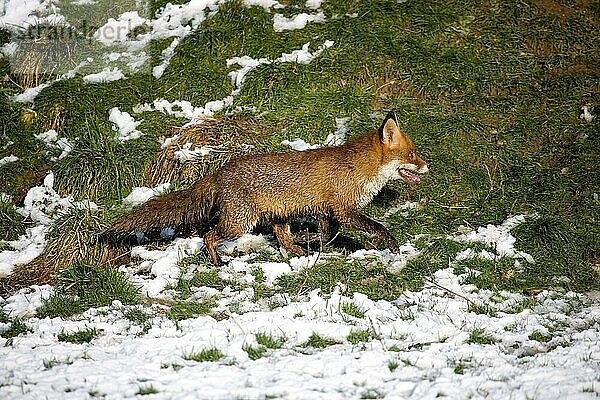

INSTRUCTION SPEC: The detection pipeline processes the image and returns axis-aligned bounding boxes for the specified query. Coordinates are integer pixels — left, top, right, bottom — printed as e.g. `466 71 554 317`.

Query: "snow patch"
305 0 323 9
121 183 171 208
109 107 143 141
580 105 595 123
0 154 18 166
281 137 320 151
35 129 74 161
451 214 534 263
83 67 126 84
283 115 348 151
242 0 284 10
10 84 50 103
273 11 326 32
152 38 180 78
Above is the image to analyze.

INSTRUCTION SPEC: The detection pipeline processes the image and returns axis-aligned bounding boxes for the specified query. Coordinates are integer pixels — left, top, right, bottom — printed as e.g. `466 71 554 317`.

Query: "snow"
228 41 334 93
581 105 595 123
10 83 50 103
323 116 350 146
0 172 98 277
174 142 224 161
83 67 126 84
305 0 323 9
282 114 348 151
152 37 180 78
383 200 418 219
273 11 326 32
133 40 333 125
35 129 74 161
0 0 59 31
0 154 18 166
121 183 171 208
452 215 535 263
242 0 284 11
93 11 148 46
108 107 143 141
281 137 320 151
1 263 599 399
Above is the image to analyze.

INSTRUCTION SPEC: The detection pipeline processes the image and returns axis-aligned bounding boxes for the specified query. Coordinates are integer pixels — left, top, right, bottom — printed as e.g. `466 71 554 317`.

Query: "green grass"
37 263 142 318
1 0 599 298
301 332 341 349
122 307 153 334
255 332 286 349
183 347 224 362
242 344 267 360
467 328 497 345
170 269 229 300
529 331 552 343
136 385 159 396
341 302 366 319
0 318 31 339
275 258 411 301
347 329 373 345
57 327 98 343
166 300 216 321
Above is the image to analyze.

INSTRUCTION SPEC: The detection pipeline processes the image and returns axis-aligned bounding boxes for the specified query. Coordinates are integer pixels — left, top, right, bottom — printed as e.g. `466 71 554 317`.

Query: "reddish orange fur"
103 112 428 265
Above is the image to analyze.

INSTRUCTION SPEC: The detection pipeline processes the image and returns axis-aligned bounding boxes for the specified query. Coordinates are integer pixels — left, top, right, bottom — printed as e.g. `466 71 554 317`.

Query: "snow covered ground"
1 211 599 399
1 0 599 399
1 253 599 399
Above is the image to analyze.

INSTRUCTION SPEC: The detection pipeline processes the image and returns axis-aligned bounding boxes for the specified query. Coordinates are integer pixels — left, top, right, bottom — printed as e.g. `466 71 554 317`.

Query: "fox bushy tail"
101 174 219 244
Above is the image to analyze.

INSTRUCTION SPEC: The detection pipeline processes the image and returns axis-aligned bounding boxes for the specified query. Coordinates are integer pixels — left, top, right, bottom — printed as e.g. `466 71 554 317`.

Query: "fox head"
378 111 428 184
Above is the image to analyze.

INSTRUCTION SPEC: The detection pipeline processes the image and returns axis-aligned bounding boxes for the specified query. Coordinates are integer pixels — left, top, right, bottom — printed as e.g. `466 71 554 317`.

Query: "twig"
423 277 477 306
225 308 246 334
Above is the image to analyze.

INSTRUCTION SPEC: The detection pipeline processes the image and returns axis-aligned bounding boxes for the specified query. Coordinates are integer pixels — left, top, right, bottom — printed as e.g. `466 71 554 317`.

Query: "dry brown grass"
0 209 110 296
10 21 82 90
145 115 280 187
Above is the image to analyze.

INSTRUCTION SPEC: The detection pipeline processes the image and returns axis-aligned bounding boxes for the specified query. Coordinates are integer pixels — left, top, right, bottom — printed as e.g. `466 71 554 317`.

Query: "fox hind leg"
204 211 258 266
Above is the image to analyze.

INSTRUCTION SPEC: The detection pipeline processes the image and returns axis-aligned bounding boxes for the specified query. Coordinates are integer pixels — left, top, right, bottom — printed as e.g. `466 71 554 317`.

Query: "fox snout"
415 155 428 174
398 154 428 185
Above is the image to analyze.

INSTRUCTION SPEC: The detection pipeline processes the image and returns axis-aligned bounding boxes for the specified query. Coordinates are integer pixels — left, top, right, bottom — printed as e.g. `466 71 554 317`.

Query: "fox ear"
379 110 402 146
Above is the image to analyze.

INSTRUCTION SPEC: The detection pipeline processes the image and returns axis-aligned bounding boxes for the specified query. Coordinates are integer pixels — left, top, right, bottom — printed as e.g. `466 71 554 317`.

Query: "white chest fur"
356 160 401 209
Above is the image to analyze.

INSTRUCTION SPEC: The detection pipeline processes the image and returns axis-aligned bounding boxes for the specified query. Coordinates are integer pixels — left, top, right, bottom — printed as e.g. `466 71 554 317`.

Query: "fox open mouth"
399 168 420 184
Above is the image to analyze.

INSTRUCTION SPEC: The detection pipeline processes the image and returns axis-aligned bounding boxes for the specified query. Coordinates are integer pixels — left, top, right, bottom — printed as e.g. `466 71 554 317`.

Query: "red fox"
103 111 428 265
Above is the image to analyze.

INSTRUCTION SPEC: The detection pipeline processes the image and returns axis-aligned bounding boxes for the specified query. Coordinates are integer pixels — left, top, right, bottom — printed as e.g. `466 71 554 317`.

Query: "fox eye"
408 151 415 160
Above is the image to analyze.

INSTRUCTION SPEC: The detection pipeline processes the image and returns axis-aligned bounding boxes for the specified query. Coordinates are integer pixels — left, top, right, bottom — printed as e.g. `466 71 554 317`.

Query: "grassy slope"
0 0 598 301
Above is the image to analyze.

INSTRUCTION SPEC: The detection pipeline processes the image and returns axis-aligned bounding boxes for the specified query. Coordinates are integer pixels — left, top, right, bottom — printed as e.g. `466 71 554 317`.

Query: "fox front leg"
273 223 306 256
336 212 400 253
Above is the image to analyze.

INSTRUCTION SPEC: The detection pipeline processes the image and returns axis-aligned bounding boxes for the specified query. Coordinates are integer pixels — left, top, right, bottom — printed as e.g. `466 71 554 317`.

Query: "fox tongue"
400 169 420 184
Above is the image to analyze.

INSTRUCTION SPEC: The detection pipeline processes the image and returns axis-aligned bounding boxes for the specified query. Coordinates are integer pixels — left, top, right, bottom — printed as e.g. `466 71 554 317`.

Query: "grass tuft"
136 385 159 395
467 328 497 345
243 344 267 360
347 329 373 345
7 208 107 293
37 262 141 318
1 319 31 339
53 114 158 204
301 332 341 349
122 307 153 334
183 347 224 362
167 300 216 321
341 301 366 319
57 327 98 343
255 332 286 349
